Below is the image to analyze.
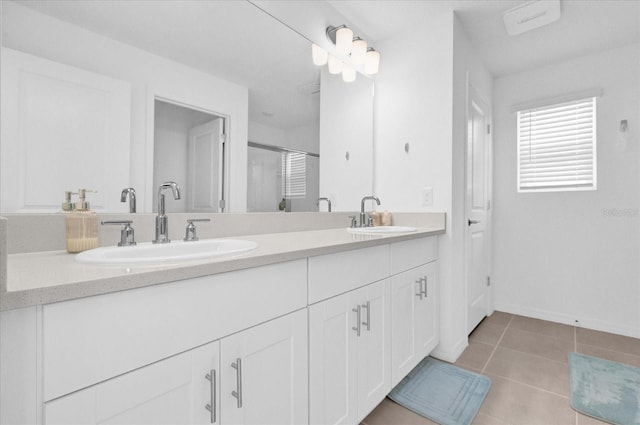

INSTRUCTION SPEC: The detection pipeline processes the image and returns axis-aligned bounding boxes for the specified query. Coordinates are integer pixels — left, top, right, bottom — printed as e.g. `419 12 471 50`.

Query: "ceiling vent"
503 0 561 36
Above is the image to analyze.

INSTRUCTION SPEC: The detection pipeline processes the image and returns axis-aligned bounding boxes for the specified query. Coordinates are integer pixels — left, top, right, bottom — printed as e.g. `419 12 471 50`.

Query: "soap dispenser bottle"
66 189 99 253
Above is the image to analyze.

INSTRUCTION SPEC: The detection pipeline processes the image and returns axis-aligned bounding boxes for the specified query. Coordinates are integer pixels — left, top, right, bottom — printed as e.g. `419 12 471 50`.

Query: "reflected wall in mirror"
153 100 226 213
0 0 375 214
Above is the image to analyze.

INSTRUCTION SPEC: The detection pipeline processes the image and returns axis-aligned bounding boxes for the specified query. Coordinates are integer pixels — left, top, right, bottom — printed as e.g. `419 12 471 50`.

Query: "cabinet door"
309 292 358 425
220 309 308 425
356 279 391 420
416 262 439 357
391 263 439 387
44 341 219 425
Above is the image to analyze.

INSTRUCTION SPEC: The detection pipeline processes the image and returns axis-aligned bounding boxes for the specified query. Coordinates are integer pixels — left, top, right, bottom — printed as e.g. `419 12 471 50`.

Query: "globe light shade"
335 27 353 56
312 43 328 66
342 64 356 82
365 49 381 75
351 38 368 65
327 54 343 74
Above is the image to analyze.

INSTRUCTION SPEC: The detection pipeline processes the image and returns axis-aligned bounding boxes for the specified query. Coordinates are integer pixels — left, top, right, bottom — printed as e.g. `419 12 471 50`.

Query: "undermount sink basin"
346 226 417 235
75 238 258 266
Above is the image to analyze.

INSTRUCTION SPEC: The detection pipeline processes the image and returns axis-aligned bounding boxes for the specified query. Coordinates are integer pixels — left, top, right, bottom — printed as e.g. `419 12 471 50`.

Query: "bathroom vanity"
0 218 444 425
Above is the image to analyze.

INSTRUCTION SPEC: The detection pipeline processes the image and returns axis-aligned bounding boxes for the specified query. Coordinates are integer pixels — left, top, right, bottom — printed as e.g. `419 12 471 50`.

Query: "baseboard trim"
494 303 640 339
430 336 468 363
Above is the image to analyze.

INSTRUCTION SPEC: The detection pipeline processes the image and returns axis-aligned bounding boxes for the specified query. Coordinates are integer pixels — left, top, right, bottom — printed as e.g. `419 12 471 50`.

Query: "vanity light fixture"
351 37 368 65
365 48 381 75
342 63 356 82
327 54 343 74
312 43 328 66
312 24 381 82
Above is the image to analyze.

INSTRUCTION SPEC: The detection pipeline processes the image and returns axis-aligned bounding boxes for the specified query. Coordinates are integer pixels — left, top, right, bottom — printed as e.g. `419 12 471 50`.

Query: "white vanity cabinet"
308 246 392 425
44 340 221 425
44 309 308 425
219 309 308 425
41 260 308 425
389 238 439 386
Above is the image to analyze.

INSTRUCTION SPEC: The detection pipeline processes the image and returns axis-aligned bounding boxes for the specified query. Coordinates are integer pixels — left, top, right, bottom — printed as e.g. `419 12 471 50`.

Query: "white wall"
493 44 640 338
373 12 492 361
320 68 374 212
2 2 249 212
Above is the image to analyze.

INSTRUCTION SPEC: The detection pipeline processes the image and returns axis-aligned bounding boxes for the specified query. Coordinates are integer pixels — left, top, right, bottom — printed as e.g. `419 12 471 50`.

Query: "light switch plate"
421 187 433 207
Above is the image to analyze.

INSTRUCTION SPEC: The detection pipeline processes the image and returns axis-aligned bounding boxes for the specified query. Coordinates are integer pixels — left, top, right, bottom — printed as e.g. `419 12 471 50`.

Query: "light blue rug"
388 357 491 425
569 352 640 425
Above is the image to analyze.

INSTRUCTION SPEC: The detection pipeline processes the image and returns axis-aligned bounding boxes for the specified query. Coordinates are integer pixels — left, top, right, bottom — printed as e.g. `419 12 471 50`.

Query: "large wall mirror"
0 0 374 214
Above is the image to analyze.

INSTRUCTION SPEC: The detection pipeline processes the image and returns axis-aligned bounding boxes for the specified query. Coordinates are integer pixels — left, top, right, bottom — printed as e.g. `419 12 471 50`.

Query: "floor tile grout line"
485 373 571 400
488 343 571 367
575 340 640 359
481 314 514 375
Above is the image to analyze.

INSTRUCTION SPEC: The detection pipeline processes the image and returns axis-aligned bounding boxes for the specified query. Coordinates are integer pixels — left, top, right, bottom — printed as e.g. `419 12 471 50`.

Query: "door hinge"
486 276 491 287
219 199 226 210
487 124 491 134
487 200 491 210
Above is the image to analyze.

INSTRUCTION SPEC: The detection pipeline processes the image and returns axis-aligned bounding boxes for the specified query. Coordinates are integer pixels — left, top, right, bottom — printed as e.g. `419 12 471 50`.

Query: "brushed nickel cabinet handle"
361 301 371 332
205 369 217 423
422 276 428 298
231 358 243 408
415 278 424 300
352 305 361 337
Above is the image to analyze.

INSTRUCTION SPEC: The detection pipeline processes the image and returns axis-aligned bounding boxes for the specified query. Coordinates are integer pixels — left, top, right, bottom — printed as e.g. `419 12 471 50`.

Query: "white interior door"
466 85 492 334
188 119 224 212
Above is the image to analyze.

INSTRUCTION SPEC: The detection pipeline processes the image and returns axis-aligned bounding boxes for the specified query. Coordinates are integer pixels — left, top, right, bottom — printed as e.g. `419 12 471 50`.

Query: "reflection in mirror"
153 100 226 213
247 142 319 212
0 0 375 213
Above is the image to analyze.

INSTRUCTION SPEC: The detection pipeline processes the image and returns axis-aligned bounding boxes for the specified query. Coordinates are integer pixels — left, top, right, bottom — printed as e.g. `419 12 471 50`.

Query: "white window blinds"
517 97 597 192
282 152 306 198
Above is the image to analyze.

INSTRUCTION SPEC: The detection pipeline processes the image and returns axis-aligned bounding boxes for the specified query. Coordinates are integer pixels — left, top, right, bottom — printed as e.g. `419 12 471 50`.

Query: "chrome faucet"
360 195 381 227
317 197 332 212
153 181 181 244
120 187 136 213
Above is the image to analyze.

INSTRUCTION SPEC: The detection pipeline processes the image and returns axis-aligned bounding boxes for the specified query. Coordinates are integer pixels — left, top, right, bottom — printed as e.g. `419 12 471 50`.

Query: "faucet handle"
348 216 357 228
184 218 211 242
102 220 136 247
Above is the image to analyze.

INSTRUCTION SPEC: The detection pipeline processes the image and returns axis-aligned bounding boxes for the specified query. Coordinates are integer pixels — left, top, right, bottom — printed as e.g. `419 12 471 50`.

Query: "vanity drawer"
42 259 307 401
308 244 389 304
390 237 438 275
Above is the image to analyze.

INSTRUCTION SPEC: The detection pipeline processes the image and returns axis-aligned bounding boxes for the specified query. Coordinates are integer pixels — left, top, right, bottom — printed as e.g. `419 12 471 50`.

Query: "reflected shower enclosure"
247 142 319 212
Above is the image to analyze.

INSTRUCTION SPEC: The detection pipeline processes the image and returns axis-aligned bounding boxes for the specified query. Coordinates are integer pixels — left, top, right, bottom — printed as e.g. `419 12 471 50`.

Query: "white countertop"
1 226 444 311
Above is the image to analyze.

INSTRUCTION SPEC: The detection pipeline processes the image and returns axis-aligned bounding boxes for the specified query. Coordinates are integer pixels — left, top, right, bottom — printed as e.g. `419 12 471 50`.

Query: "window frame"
516 96 598 193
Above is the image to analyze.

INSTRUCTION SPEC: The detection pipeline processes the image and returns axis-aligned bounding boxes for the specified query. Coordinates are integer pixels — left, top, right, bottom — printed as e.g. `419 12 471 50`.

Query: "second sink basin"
75 238 258 266
346 226 417 235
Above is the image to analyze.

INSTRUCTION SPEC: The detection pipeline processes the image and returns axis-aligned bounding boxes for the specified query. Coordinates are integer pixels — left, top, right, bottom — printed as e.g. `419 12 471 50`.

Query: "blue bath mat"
568 352 640 425
388 357 491 425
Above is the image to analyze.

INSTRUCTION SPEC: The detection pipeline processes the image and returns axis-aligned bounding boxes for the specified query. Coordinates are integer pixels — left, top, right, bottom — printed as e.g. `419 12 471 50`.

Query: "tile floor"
362 311 640 425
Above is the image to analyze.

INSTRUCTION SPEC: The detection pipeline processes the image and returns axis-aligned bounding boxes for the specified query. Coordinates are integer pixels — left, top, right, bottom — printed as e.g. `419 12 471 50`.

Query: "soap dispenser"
66 189 99 253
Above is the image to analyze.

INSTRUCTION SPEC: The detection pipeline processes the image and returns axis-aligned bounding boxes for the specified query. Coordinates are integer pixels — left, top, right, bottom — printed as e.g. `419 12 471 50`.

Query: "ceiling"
329 0 640 77
7 0 639 130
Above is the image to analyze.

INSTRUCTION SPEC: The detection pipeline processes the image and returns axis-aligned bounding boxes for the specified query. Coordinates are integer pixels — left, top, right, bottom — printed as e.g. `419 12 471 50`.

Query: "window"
282 151 306 198
517 97 597 192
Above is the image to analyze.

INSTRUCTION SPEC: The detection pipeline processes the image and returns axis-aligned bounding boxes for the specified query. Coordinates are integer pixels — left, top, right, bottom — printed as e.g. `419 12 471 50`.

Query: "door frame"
464 80 494 334
144 87 231 213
